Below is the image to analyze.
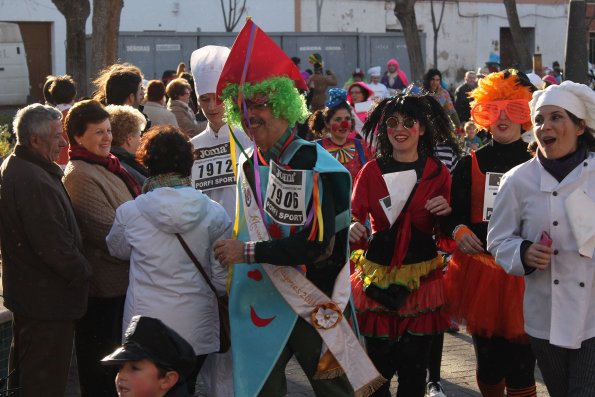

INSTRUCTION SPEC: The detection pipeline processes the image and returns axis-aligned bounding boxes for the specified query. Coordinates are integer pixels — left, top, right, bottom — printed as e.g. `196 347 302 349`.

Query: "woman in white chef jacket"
488 81 595 397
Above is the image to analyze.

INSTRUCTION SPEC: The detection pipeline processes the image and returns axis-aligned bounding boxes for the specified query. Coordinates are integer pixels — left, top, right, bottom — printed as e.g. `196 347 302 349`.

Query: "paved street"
193 327 551 396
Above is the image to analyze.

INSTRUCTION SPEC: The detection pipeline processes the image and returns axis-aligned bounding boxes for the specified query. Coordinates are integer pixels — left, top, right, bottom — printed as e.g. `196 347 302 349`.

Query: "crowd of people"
0 18 594 397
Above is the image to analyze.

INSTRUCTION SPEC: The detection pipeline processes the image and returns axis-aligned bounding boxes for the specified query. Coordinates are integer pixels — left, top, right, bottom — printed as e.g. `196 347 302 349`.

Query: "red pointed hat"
216 18 308 98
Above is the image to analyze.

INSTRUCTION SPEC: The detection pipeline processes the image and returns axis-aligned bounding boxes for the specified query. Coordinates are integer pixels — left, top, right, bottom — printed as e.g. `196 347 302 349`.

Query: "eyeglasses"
385 116 417 129
240 98 271 111
471 99 531 127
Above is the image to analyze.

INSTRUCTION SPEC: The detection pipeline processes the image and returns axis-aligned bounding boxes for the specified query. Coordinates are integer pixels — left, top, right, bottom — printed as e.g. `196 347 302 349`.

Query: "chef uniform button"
554 279 559 285
552 191 558 196
584 162 588 167
553 221 558 226
580 282 585 288
553 249 559 255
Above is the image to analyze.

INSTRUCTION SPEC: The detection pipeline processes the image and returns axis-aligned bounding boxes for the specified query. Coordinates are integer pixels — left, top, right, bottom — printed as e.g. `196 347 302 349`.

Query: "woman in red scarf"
63 99 140 397
350 94 453 397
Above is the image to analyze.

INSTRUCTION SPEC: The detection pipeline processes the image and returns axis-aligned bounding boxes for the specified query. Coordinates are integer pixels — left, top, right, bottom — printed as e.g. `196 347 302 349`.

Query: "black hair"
362 94 455 161
422 69 442 91
137 125 194 177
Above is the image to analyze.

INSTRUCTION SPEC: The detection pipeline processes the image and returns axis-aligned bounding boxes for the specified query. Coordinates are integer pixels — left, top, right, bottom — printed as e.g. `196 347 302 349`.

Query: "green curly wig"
221 77 309 127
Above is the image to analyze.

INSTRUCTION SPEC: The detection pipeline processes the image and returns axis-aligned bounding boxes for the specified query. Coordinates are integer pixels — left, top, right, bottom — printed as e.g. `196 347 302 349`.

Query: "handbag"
176 233 231 353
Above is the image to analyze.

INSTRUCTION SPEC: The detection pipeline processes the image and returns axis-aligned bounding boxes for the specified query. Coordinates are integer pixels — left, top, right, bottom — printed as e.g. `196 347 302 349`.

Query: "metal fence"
86 31 425 91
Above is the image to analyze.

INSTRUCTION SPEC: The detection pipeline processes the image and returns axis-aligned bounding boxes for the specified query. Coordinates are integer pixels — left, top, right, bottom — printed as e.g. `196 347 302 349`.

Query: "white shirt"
190 124 252 220
367 82 389 99
487 153 595 349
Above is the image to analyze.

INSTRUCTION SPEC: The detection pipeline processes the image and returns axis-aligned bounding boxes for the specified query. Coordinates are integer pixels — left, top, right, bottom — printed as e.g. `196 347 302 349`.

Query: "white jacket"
107 186 231 354
190 124 252 219
487 153 595 349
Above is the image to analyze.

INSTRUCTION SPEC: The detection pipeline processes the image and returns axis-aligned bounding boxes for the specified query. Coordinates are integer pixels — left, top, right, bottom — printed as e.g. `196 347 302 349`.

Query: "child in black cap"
102 315 196 397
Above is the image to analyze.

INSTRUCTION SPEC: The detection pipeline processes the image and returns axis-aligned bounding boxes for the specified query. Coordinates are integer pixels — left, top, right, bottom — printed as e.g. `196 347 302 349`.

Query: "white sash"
240 175 384 397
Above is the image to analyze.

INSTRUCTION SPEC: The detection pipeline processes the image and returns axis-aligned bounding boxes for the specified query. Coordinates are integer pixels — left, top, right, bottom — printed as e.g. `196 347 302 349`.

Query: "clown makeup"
326 108 352 145
386 112 424 162
533 105 585 160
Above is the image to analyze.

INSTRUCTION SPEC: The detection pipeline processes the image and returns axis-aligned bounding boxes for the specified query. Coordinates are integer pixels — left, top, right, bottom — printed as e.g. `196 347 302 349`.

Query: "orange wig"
469 69 533 130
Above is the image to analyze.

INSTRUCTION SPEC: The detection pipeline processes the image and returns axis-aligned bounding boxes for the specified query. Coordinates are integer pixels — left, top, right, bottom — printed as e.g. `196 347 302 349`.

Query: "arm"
254 173 337 265
207 205 232 294
106 206 132 260
64 169 123 251
350 164 371 243
326 71 338 86
486 173 527 275
441 156 471 236
19 179 91 284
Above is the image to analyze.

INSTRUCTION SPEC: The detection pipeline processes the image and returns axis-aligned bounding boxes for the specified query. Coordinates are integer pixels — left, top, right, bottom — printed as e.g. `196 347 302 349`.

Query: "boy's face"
115 359 176 397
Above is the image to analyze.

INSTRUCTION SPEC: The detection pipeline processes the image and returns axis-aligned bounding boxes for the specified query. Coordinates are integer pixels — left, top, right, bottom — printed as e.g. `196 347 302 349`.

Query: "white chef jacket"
190 124 252 220
487 152 595 349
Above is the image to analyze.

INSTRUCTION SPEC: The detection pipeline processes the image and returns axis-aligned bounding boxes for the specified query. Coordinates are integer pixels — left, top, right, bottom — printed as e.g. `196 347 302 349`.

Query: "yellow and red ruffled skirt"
444 249 528 342
351 250 449 340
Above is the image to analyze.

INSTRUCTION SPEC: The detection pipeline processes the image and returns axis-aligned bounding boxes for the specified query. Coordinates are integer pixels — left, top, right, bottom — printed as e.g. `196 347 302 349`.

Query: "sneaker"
426 381 447 397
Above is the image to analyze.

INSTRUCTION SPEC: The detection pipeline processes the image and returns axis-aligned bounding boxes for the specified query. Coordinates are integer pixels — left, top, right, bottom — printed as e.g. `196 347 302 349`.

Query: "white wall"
0 0 66 74
0 0 570 86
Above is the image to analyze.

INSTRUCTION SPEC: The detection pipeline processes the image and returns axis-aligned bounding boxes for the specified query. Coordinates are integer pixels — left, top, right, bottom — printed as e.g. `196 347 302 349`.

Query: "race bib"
483 172 503 221
265 161 308 226
192 142 236 191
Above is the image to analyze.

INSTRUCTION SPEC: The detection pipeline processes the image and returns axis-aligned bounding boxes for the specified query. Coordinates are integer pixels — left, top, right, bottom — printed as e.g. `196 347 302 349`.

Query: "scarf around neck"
69 145 141 197
537 146 587 182
142 172 192 193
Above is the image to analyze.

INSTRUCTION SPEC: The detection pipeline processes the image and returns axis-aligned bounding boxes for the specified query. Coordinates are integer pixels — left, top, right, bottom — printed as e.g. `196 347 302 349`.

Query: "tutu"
444 249 528 342
351 253 449 340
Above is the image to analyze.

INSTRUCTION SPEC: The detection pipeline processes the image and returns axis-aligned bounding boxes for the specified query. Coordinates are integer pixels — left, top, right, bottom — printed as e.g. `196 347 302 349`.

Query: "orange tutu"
444 249 528 342
351 262 449 340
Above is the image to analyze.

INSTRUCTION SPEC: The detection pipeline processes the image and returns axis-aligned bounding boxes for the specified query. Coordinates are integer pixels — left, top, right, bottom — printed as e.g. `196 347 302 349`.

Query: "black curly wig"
362 94 457 161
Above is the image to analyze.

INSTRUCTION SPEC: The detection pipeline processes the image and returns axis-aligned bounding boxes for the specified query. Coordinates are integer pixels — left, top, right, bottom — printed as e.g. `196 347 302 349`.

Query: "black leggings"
473 335 536 388
366 334 433 397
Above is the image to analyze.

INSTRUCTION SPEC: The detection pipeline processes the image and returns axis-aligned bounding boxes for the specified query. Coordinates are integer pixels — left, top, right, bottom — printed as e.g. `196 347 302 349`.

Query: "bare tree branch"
220 0 247 32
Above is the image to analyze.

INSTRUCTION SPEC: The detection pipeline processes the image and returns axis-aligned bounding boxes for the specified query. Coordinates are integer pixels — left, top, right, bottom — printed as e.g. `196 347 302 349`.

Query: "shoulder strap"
175 233 218 295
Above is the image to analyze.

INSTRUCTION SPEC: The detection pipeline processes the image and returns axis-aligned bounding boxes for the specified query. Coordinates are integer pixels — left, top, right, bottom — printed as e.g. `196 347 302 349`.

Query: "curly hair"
469 69 535 130
221 77 309 127
308 101 355 137
136 125 194 177
65 99 109 145
362 93 456 161
105 105 146 147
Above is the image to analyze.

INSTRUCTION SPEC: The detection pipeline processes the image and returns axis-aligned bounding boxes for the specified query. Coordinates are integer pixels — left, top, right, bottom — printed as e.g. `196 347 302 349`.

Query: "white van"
0 22 30 105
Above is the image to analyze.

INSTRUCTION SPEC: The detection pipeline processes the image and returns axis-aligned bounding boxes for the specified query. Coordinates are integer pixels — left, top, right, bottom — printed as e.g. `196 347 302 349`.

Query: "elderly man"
454 70 478 123
212 19 384 397
0 104 92 397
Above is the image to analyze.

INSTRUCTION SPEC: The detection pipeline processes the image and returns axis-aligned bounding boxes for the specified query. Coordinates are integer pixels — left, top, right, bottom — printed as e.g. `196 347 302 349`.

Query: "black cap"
101 316 196 379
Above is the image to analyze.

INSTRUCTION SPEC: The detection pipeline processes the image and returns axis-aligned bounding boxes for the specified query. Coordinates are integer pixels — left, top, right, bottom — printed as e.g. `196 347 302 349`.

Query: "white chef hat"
530 80 595 132
190 45 231 96
368 66 381 77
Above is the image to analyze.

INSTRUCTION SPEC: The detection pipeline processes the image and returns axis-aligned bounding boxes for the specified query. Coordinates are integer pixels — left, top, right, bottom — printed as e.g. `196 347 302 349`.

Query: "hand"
349 222 368 244
455 226 484 254
425 195 452 216
522 243 553 270
213 240 245 267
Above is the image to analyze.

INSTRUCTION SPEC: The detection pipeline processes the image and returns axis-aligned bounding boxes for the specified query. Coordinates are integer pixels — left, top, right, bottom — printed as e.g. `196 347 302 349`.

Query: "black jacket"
0 145 92 319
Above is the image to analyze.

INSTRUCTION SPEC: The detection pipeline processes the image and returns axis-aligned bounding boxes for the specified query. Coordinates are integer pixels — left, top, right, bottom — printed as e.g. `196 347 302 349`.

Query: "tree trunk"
430 0 446 69
91 0 123 80
51 0 90 97
503 0 532 71
394 0 424 81
316 0 324 32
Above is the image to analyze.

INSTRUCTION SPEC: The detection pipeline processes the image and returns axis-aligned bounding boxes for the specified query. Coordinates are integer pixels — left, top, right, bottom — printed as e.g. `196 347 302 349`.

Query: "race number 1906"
265 161 308 226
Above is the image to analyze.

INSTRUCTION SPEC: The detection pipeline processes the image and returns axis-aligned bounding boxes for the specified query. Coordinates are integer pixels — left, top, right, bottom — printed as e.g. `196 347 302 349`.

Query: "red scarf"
69 145 141 198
